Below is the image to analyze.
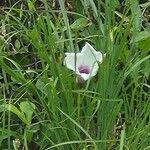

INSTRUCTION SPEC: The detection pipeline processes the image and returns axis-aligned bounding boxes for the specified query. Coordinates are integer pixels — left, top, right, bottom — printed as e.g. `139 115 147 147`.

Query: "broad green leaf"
70 18 90 30
132 30 150 51
138 38 150 51
19 101 35 124
142 59 150 78
63 18 90 31
35 78 47 95
133 30 150 42
15 39 21 49
5 104 28 124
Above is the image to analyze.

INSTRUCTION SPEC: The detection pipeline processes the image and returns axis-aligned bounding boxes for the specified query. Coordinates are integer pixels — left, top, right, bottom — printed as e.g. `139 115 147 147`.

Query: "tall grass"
0 0 150 149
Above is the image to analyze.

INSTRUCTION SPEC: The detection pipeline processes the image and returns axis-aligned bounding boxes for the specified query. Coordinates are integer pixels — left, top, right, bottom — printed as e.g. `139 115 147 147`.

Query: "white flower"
64 42 104 81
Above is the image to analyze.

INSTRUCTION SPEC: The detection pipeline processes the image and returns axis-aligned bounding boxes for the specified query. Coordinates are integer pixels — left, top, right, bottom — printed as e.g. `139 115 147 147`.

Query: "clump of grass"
0 0 149 149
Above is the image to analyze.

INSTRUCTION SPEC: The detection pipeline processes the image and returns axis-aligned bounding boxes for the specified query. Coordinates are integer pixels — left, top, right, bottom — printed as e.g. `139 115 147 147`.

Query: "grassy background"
0 0 150 149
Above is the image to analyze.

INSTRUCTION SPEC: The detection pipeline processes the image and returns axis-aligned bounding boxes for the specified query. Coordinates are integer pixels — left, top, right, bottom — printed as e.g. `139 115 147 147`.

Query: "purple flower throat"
78 65 90 74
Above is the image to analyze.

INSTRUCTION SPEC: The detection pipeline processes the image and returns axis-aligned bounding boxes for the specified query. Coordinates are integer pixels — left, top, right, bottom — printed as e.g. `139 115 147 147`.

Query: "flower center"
78 65 90 74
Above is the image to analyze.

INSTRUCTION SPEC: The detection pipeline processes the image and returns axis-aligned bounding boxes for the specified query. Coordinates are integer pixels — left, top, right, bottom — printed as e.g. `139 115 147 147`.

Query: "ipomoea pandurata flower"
64 42 105 81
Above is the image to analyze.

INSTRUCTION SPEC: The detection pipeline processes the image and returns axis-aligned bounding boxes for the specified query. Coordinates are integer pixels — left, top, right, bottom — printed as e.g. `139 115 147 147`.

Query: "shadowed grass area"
0 0 150 149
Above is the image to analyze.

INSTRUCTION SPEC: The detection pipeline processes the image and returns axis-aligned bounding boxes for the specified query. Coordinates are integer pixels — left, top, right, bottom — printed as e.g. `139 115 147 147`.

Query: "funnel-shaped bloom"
64 42 104 81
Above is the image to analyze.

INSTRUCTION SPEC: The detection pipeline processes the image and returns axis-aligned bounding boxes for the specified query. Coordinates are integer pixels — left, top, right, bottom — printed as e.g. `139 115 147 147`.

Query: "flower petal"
90 62 99 77
77 73 90 81
64 42 104 82
81 42 103 63
64 52 82 71
76 62 99 81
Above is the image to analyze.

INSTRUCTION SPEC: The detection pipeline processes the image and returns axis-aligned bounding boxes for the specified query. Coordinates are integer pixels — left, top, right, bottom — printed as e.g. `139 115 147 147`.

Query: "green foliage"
133 30 150 51
0 0 149 150
19 101 35 125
